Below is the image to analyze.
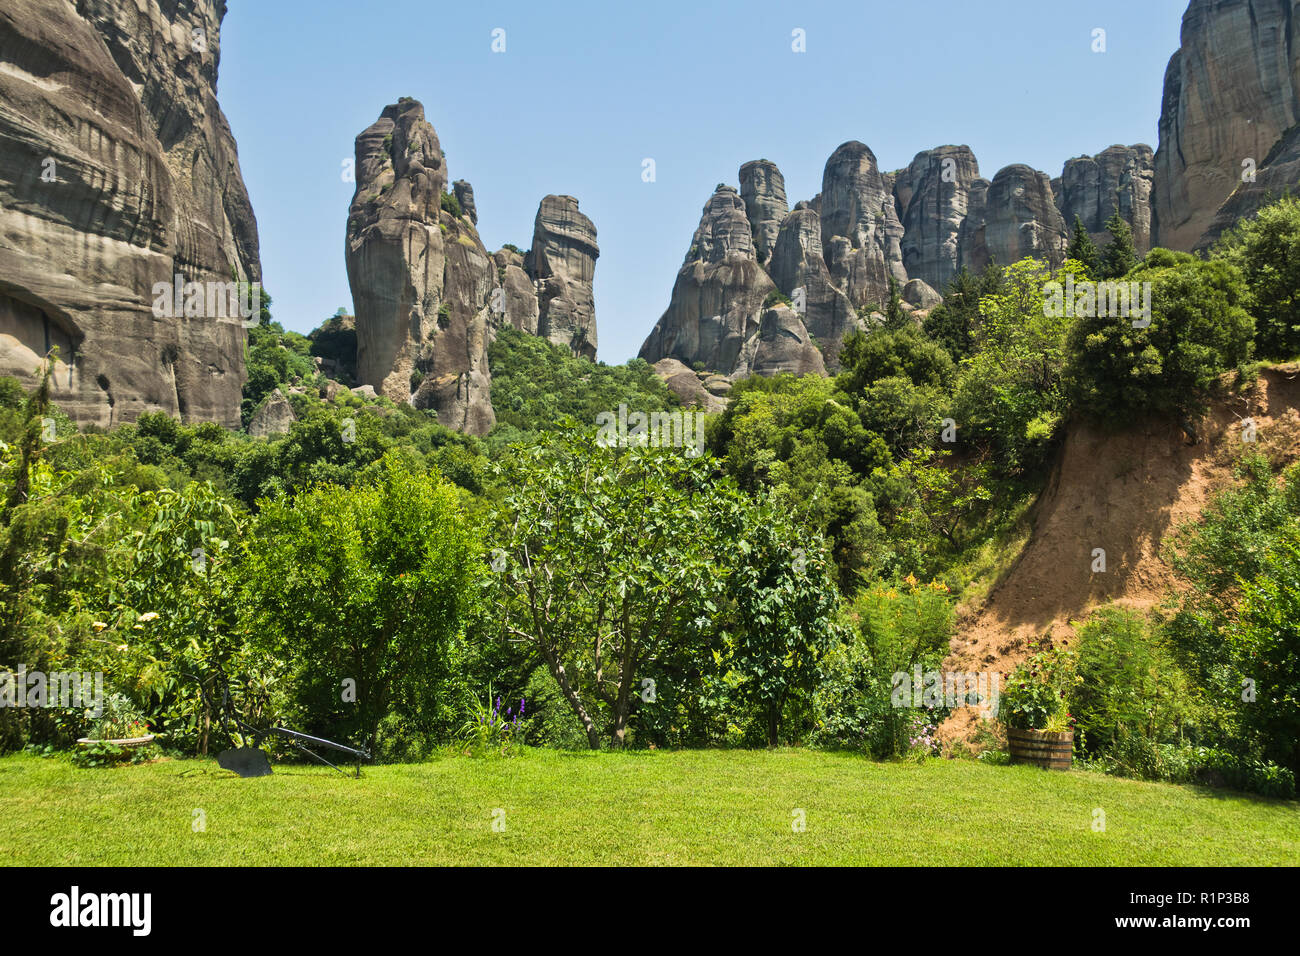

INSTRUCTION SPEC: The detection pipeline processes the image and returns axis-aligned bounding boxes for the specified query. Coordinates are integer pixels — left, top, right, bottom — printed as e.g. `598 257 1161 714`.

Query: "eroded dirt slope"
940 367 1300 744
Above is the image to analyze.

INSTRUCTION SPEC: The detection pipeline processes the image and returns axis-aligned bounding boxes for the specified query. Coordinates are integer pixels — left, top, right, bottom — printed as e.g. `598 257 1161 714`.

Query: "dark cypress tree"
1067 215 1101 277
1100 208 1139 279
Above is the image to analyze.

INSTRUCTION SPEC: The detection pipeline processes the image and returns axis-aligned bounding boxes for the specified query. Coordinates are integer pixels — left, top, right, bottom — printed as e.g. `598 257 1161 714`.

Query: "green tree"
242 454 480 746
486 428 734 748
724 494 842 745
1065 249 1254 420
1099 208 1139 279
1213 194 1300 359
1066 216 1101 277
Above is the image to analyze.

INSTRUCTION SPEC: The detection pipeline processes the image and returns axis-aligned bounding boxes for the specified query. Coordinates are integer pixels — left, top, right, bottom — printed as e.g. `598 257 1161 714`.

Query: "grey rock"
820 141 908 309
1202 122 1300 246
526 195 599 360
651 358 727 413
898 145 982 291
453 180 478 225
1057 145 1154 254
902 278 943 310
346 99 495 435
248 389 296 438
768 206 858 371
0 0 259 429
965 165 1068 271
747 307 827 378
739 160 789 267
1154 0 1300 250
639 186 777 375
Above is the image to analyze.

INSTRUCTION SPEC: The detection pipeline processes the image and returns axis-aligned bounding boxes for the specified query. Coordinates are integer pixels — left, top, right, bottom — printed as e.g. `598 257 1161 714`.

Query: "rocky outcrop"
526 195 599 360
1154 0 1300 251
746 307 827 377
1057 145 1154 254
0 0 260 428
248 388 296 437
965 165 1068 272
739 160 788 267
768 205 858 371
345 100 602 434
897 145 982 291
820 141 908 309
1203 122 1300 244
651 358 728 413
452 180 477 225
638 186 778 375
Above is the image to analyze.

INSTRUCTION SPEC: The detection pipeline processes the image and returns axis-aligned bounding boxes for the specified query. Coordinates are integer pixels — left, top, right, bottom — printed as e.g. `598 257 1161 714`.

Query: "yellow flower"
904 573 918 588
92 621 108 632
138 611 160 623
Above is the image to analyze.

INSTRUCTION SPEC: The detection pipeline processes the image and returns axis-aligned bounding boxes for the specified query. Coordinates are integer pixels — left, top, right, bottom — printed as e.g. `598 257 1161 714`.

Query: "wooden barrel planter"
1007 728 1072 770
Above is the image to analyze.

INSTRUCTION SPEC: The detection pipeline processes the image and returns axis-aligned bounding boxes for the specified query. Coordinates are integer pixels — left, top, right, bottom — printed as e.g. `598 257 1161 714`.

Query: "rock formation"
345 100 600 434
898 146 982 291
1153 0 1300 251
819 142 908 310
0 0 260 428
638 186 779 376
248 388 296 438
739 160 788 267
452 180 477 225
642 144 1101 381
967 165 1069 272
1056 145 1154 254
526 195 599 361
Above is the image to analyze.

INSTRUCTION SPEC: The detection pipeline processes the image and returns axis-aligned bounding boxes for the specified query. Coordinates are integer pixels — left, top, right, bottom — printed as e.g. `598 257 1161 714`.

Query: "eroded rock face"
1203 122 1300 244
897 145 981 291
248 388 295 438
820 141 908 309
967 165 1068 271
526 195 599 360
1057 145 1155 254
453 180 478 225
650 358 728 413
0 0 260 428
739 160 789 267
638 186 778 375
768 206 858 372
345 101 602 433
1154 0 1300 250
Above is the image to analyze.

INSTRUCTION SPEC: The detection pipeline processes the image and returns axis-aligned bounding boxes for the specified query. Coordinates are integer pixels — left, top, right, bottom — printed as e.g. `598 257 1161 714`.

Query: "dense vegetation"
4 199 1300 797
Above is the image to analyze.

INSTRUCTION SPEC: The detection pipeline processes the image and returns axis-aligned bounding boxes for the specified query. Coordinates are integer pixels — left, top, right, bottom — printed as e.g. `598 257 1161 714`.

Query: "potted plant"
76 693 157 757
1000 640 1076 770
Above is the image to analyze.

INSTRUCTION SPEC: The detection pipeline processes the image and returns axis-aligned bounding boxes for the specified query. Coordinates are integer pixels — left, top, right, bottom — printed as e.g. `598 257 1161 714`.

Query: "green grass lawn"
2 748 1296 865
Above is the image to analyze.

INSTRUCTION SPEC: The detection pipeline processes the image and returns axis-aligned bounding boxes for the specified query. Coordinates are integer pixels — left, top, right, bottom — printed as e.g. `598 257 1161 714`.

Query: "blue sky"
219 0 1190 364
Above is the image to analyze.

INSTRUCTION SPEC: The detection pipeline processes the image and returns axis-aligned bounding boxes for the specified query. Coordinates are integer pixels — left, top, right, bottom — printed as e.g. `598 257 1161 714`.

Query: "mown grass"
2 748 1296 865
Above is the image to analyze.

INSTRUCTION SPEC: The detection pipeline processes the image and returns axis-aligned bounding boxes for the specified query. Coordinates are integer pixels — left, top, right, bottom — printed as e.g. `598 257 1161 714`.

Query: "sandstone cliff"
1154 0 1300 251
0 0 260 428
345 99 599 434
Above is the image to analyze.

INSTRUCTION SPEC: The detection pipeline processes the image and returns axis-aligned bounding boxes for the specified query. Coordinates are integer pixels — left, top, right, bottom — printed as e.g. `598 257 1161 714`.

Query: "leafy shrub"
1213 194 1300 359
1000 640 1075 731
1069 607 1196 758
1066 249 1254 420
812 578 953 756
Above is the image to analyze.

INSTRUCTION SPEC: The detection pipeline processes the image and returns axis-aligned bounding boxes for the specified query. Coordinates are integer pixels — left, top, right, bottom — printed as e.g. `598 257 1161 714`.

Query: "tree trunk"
542 645 602 749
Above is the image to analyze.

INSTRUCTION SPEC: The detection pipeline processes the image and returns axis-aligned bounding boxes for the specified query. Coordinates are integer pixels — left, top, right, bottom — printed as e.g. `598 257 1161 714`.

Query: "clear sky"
218 0 1191 364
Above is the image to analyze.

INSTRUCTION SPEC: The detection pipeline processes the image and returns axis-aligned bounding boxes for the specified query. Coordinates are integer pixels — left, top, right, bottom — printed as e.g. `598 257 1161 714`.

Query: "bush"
1000 640 1075 731
1066 249 1254 420
1213 194 1300 359
1069 607 1196 759
812 578 953 756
